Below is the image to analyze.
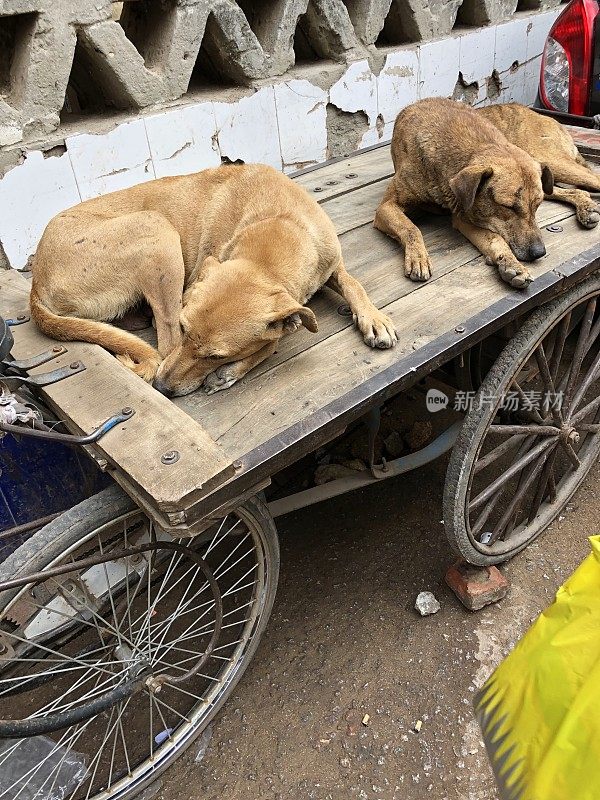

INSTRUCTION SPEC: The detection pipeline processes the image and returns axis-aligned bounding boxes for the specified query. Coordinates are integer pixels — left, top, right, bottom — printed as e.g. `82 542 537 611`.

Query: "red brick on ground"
445 560 509 611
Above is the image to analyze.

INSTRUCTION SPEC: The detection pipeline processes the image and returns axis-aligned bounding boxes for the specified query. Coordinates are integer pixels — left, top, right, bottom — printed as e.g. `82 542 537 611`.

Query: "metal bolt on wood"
161 450 180 464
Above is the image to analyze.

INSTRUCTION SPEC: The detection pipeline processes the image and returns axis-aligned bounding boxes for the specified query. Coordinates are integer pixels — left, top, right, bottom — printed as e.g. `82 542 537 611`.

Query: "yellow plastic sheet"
474 536 600 800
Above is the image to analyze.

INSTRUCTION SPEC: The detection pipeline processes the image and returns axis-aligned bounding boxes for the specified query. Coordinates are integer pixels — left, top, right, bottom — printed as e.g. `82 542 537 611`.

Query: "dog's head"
152 256 318 397
450 149 553 262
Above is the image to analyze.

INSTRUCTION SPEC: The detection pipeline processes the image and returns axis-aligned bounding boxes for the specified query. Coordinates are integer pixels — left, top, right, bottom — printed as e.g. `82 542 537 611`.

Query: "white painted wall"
0 10 559 270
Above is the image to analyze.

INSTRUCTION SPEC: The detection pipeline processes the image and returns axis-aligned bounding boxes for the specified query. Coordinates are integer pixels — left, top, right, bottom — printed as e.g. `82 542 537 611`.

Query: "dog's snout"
511 239 546 263
527 241 546 261
152 378 175 397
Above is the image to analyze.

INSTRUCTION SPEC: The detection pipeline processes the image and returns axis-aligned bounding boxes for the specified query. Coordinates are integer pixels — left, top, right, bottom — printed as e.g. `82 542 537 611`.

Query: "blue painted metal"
0 432 110 561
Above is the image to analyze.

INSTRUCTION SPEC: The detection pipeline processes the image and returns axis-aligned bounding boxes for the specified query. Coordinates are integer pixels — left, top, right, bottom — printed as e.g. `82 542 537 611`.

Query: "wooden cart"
1 135 600 800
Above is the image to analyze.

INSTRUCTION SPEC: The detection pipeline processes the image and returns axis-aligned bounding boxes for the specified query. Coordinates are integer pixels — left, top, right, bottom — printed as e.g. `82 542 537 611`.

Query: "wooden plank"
172 201 578 404
5 141 599 528
0 270 234 518
175 210 600 466
293 145 393 202
197 265 573 520
319 177 391 235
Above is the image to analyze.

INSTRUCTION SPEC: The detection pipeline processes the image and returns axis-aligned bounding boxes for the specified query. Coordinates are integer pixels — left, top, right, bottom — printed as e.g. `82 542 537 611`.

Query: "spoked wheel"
0 484 279 800
444 274 600 565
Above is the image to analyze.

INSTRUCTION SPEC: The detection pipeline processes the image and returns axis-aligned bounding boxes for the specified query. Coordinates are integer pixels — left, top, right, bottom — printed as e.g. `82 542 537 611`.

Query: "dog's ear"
266 294 318 334
541 164 554 195
450 166 493 212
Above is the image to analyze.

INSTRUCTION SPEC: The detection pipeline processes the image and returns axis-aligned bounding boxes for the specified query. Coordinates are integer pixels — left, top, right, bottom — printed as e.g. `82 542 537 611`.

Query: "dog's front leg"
327 263 397 349
452 215 533 289
374 181 432 281
203 342 278 395
545 186 600 229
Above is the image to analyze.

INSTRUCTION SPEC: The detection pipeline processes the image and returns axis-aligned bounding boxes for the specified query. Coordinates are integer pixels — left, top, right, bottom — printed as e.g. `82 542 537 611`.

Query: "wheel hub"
559 424 580 445
113 642 151 680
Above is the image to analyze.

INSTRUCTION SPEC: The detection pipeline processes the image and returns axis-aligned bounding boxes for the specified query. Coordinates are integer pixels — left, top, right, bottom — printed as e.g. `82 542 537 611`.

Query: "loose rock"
406 420 433 451
384 430 404 458
414 591 441 616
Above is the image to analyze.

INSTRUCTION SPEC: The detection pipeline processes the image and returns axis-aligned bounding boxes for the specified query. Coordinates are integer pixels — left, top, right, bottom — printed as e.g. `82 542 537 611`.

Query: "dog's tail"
29 287 161 382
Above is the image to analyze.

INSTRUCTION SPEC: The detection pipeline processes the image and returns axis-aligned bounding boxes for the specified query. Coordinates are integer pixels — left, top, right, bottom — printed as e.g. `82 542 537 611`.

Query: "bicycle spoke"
549 312 571 386
469 437 554 512
488 424 559 437
572 394 600 424
563 298 597 411
473 433 527 474
535 342 563 425
489 445 553 544
567 347 600 417
82 705 118 800
528 448 559 524
106 698 133 792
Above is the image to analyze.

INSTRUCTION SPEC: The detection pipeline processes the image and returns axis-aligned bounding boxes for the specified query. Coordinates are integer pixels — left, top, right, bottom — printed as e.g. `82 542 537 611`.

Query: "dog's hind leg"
452 215 533 289
327 261 397 349
374 180 432 281
548 157 600 193
545 185 600 228
137 225 186 359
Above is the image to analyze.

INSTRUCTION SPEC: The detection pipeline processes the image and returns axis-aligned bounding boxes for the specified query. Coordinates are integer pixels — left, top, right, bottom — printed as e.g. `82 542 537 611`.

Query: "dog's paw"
576 204 600 229
496 256 533 289
283 313 302 333
116 353 161 382
404 246 432 282
355 310 398 350
203 365 239 395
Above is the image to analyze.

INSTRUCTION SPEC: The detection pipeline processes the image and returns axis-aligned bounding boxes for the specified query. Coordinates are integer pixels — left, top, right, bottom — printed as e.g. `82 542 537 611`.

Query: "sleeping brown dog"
477 102 600 229
375 97 554 288
30 164 396 397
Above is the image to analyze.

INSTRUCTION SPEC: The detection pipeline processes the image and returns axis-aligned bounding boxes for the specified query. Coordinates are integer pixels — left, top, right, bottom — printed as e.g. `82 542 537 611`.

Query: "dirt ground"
157 455 599 800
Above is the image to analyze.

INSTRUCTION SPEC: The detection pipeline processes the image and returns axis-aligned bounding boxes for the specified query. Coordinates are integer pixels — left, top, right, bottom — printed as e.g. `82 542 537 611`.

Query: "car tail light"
540 0 599 116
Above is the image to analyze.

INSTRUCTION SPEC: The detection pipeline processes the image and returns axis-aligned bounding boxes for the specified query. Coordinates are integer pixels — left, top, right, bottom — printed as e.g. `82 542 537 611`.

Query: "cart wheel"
444 274 600 566
0 483 279 800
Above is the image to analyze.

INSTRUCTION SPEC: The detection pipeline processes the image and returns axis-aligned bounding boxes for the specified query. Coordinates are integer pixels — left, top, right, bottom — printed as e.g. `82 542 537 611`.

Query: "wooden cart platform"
3 142 600 532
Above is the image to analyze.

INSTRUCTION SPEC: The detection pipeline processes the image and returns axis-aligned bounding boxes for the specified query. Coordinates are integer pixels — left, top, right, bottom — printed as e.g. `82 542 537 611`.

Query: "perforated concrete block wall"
0 0 564 269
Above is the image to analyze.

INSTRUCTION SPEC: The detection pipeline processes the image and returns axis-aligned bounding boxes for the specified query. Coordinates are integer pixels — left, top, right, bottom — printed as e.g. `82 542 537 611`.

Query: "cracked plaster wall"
0 1 563 268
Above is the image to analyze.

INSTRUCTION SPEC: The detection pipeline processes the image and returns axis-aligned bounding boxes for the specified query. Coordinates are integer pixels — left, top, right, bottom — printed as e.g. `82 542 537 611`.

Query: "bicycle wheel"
0 483 279 800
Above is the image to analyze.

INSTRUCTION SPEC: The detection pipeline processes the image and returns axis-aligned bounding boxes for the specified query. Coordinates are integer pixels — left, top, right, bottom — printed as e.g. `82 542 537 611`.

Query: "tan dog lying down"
375 98 554 288
477 103 600 229
31 164 396 397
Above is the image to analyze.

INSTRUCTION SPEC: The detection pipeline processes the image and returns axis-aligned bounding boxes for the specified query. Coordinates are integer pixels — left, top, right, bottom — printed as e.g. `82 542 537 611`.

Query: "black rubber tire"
0 483 280 800
444 273 600 566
